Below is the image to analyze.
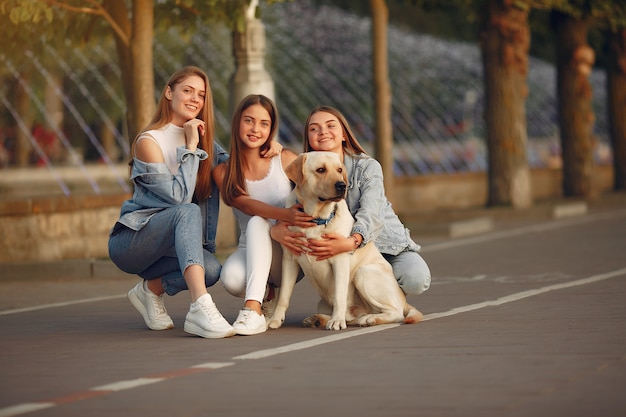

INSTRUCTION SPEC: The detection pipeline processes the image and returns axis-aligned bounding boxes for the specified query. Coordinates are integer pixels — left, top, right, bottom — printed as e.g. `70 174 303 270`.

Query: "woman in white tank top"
213 95 314 335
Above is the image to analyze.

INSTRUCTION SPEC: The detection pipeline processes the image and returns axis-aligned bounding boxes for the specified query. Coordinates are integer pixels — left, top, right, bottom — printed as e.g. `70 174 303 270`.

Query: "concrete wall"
0 165 614 264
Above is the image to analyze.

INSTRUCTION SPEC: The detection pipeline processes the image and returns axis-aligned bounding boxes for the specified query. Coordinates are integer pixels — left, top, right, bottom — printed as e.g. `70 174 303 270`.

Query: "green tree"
2 0 253 145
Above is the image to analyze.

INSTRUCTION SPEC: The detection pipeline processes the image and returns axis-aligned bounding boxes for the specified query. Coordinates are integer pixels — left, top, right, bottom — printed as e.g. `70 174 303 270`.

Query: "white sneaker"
127 281 174 330
233 308 267 335
184 294 236 339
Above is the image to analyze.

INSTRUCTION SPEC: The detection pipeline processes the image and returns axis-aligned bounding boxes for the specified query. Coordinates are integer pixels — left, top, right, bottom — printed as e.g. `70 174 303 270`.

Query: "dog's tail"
403 303 423 324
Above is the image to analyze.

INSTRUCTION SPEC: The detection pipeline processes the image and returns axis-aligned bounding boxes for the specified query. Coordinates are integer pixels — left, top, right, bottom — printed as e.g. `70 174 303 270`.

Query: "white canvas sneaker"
233 308 267 336
127 281 174 330
184 294 236 339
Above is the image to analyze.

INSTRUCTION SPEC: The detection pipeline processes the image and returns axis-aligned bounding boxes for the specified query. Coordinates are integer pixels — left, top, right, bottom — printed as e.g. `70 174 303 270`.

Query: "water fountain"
0 0 610 194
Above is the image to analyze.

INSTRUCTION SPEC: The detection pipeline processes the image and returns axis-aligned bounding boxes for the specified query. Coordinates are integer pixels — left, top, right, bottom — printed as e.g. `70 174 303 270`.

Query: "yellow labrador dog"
267 151 423 331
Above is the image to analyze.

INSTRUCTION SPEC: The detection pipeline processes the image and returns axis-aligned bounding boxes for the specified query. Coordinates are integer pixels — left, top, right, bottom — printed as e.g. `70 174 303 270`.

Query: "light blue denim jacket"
112 142 229 253
344 153 421 256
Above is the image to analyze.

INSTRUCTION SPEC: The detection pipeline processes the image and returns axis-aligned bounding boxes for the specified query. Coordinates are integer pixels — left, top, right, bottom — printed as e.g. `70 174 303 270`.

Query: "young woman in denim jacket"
108 67 281 338
272 106 431 296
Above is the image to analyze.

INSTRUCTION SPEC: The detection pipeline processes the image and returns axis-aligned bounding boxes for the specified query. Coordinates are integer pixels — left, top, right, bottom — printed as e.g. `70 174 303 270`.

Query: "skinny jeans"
383 250 431 295
220 216 284 303
108 203 221 296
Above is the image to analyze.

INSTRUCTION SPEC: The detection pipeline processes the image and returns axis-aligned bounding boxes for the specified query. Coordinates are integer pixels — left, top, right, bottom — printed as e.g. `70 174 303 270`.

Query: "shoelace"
235 309 252 325
149 293 168 317
199 301 225 323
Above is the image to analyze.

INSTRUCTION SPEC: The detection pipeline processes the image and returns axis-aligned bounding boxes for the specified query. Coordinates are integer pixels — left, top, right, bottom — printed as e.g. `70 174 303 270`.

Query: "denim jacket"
344 153 420 256
112 142 229 253
196 143 229 252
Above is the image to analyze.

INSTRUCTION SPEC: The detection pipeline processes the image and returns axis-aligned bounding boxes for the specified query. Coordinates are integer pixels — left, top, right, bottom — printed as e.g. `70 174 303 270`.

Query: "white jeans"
220 216 284 303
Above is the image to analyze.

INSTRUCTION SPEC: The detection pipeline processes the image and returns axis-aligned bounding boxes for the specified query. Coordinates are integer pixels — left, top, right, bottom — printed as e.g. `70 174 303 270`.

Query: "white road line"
192 362 235 369
233 324 400 360
91 377 165 392
0 404 54 417
232 267 626 361
422 267 626 320
0 267 624 417
0 294 125 316
2 209 624 317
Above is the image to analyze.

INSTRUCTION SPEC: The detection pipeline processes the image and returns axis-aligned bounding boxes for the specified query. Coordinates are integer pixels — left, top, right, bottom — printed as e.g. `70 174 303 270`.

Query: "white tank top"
136 123 186 175
234 155 293 244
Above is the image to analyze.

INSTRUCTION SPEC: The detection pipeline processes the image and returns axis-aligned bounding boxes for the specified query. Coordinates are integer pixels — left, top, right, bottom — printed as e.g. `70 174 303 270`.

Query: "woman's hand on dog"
287 204 315 227
307 233 354 261
271 221 309 256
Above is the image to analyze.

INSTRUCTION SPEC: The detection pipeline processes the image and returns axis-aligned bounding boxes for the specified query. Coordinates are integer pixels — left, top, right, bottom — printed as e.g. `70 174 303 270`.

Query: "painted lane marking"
1 209 624 317
0 404 54 417
0 363 235 417
233 324 400 360
91 377 165 392
0 295 125 316
0 268 624 417
234 267 626 360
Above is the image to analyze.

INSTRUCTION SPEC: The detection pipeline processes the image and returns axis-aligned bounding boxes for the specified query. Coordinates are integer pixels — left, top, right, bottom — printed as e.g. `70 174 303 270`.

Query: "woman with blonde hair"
108 67 280 338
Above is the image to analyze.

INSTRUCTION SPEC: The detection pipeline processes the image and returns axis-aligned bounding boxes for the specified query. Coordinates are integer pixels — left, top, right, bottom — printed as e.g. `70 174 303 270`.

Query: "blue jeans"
108 204 221 295
384 250 431 295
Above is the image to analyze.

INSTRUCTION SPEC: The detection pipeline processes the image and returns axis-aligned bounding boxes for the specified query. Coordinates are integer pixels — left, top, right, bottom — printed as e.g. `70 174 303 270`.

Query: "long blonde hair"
221 94 279 206
303 105 367 155
131 66 216 200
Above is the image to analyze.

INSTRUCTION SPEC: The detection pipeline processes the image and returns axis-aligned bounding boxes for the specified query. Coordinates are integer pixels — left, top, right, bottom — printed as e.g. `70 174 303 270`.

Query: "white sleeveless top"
136 123 186 174
233 155 293 245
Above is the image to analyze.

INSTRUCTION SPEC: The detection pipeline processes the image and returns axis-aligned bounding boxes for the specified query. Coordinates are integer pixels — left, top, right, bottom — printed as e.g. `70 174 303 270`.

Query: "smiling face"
166 75 206 126
306 111 345 156
286 151 348 218
238 103 272 150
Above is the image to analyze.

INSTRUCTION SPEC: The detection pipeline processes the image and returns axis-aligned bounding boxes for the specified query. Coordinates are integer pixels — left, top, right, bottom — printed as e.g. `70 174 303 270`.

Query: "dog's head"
285 152 348 215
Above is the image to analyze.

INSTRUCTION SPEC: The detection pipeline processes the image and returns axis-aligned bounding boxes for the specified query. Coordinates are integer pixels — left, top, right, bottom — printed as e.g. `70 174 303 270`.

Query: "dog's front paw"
327 317 347 331
267 314 285 330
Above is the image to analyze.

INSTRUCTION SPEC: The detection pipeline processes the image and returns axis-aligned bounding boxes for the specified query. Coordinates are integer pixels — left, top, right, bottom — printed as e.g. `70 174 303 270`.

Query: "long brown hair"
131 66 215 200
221 94 279 206
303 106 367 155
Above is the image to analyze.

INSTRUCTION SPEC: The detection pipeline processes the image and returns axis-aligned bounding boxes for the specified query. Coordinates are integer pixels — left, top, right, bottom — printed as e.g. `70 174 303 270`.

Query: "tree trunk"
480 0 532 208
554 12 596 197
370 0 395 204
14 75 33 167
130 0 155 139
607 28 626 190
103 0 154 146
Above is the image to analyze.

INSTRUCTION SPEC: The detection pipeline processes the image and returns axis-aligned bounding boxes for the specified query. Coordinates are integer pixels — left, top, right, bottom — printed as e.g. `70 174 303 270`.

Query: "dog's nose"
335 181 346 193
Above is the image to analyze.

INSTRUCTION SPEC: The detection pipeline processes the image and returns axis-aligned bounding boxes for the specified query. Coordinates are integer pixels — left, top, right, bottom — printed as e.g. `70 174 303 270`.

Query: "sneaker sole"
184 321 236 339
233 326 267 336
128 289 174 331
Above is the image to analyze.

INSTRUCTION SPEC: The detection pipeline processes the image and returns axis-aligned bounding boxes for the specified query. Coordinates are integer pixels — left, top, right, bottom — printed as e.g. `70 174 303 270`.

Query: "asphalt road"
1 198 625 417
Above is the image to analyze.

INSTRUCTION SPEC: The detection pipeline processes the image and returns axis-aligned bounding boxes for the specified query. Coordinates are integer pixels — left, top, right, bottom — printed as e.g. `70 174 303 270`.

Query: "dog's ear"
285 153 306 186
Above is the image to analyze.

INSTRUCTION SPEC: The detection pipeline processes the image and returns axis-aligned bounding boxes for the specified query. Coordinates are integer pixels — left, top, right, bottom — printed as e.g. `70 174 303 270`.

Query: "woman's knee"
391 253 431 296
172 203 201 223
247 215 271 234
397 271 431 295
219 259 246 297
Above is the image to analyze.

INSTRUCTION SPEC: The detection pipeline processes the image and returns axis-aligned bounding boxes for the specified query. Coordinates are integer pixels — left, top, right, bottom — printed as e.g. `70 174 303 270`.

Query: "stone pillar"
229 0 275 114
219 1 276 253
